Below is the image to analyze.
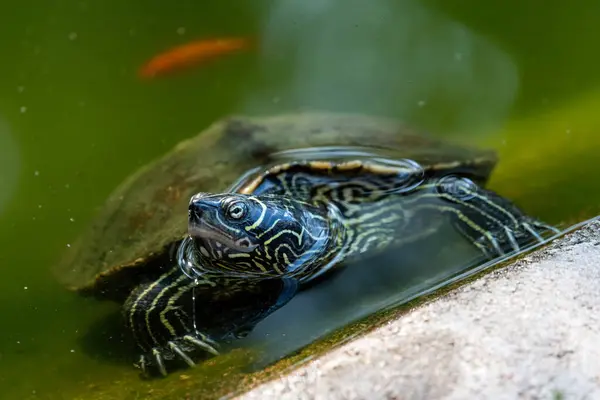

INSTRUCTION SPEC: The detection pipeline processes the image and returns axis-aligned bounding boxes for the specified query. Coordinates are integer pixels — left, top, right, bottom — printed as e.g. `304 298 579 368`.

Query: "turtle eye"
225 200 248 221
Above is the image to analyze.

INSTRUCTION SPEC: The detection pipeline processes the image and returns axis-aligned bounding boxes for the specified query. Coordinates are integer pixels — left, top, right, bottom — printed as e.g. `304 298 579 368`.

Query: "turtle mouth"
188 220 258 253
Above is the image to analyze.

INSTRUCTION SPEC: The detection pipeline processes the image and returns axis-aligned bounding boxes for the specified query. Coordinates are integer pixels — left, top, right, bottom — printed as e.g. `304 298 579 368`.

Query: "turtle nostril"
188 203 203 223
189 192 216 220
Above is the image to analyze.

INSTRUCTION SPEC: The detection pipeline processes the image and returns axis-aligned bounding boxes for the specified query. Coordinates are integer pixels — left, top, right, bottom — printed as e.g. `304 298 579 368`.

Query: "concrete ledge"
236 218 600 400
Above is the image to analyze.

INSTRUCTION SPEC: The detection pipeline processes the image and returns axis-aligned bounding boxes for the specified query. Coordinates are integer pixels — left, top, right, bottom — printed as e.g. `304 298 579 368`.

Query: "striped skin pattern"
123 265 219 376
187 158 429 280
127 158 559 377
186 193 347 282
185 159 559 282
122 264 289 377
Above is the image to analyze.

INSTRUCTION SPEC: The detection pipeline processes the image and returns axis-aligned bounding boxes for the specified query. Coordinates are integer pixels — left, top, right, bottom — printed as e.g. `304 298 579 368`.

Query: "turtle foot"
475 218 561 258
135 331 220 377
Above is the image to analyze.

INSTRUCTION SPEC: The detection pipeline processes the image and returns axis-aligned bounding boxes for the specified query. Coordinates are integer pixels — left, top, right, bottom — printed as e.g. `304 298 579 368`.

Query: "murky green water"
1 1 600 399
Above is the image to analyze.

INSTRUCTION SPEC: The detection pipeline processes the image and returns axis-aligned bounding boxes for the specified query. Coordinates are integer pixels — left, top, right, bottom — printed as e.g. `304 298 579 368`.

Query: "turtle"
180 154 557 285
55 111 558 377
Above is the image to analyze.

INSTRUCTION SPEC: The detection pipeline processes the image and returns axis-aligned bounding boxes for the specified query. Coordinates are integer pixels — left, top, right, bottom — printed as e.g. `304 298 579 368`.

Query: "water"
1 0 600 399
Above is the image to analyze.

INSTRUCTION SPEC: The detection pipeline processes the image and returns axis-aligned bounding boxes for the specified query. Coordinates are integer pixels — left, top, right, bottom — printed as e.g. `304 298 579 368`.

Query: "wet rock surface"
236 218 600 400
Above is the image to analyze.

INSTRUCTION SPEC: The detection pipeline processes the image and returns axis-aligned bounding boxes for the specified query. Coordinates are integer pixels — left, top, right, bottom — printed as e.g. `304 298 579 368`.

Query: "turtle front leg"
435 176 561 257
122 267 220 377
122 269 298 377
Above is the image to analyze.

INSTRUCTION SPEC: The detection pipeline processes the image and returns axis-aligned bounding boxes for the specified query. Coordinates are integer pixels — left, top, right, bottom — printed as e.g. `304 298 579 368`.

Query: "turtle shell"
55 111 497 301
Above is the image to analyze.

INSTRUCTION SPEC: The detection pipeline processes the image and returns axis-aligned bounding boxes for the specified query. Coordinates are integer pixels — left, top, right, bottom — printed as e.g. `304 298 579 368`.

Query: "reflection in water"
0 115 20 216
246 0 519 134
237 222 483 366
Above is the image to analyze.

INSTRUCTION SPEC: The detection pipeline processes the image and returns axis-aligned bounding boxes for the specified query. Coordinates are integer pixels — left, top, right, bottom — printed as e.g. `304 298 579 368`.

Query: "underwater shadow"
77 310 138 367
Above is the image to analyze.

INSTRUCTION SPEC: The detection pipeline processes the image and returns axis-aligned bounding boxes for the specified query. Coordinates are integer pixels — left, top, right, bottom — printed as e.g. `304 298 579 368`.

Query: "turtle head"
184 192 345 278
188 193 263 254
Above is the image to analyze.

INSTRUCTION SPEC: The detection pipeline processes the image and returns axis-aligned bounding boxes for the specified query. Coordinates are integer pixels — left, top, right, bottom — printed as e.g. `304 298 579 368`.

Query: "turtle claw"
473 218 560 259
183 332 220 356
521 221 545 243
135 331 220 377
502 226 520 253
524 220 561 238
168 341 196 368
517 218 561 250
135 351 168 377
152 348 168 376
136 354 147 373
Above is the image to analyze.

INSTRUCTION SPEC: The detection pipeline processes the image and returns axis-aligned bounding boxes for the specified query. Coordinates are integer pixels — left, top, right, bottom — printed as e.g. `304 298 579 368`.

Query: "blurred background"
1 0 599 398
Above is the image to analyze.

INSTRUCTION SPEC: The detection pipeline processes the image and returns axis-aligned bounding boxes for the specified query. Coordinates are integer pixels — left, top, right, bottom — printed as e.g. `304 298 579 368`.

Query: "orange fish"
138 37 251 79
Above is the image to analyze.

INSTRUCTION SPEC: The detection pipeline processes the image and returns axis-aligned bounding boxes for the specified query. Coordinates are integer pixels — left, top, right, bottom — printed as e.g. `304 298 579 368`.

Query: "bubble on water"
177 27 186 35
66 243 71 247
24 286 28 290
417 100 427 107
69 217 75 222
17 86 24 93
19 106 27 113
34 170 39 176
68 32 78 41
70 349 75 353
